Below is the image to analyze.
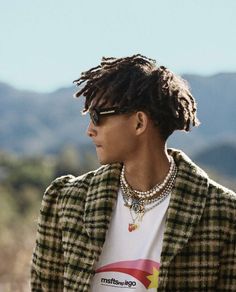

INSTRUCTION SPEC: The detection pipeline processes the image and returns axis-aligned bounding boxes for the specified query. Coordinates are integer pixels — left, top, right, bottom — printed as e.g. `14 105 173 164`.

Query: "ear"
134 111 149 135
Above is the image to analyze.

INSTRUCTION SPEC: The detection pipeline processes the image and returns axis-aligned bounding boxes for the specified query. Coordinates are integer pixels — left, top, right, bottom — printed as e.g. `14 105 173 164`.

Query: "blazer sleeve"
217 193 236 291
30 175 74 291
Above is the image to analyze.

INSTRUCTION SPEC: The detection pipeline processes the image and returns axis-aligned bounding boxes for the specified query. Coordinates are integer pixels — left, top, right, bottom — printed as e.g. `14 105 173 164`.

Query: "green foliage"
55 145 82 177
0 147 98 290
0 147 98 218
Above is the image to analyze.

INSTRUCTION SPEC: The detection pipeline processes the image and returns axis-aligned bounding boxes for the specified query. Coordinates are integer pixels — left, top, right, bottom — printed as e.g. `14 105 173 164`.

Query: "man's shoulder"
42 163 122 208
48 162 122 190
169 147 236 204
208 178 236 205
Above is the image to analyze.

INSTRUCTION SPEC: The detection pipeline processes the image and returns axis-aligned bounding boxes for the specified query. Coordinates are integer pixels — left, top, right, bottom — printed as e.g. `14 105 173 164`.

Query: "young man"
31 55 236 291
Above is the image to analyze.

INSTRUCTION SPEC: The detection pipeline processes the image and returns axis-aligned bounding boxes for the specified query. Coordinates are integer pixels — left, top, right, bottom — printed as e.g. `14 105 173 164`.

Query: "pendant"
128 223 139 232
124 202 131 208
131 199 144 213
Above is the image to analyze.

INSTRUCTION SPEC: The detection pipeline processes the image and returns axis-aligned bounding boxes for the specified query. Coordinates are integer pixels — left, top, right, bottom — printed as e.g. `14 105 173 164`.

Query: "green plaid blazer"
31 149 236 291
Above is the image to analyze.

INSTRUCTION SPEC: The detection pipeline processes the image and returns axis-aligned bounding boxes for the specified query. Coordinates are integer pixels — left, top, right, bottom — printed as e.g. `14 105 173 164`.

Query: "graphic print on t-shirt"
91 189 170 291
95 259 160 289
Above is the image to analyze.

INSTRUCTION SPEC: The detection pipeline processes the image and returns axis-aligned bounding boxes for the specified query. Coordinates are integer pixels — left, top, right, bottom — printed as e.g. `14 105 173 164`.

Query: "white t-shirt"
90 189 170 291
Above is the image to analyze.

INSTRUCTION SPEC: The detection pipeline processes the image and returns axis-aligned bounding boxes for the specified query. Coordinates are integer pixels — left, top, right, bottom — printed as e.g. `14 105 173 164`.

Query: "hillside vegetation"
1 73 236 155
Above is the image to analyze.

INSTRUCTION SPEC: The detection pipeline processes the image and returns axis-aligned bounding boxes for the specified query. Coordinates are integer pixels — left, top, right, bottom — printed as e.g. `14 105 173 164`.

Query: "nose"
86 120 97 137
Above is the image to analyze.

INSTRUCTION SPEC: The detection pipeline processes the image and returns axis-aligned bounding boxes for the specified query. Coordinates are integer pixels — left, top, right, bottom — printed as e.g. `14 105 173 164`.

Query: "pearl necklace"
120 156 175 199
120 157 177 232
121 161 177 212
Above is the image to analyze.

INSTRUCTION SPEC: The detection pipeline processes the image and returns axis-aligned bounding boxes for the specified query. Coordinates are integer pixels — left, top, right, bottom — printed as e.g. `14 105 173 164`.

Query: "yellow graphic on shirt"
147 267 159 288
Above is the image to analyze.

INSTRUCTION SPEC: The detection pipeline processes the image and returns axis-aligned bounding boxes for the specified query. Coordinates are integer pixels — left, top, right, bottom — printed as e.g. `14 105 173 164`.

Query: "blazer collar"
160 149 209 269
83 163 122 248
83 149 209 266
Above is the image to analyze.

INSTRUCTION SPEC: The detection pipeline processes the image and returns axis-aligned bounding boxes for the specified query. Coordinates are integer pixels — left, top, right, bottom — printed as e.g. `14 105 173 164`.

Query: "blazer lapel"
160 150 209 270
83 163 122 249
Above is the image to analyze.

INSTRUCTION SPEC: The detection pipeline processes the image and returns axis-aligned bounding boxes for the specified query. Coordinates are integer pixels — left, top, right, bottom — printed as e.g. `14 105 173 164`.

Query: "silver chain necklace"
120 157 177 232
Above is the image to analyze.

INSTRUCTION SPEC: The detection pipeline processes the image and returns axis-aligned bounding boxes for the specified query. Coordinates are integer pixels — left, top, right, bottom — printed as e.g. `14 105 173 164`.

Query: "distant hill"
169 73 236 154
0 82 88 154
194 142 236 178
0 73 236 177
182 73 236 137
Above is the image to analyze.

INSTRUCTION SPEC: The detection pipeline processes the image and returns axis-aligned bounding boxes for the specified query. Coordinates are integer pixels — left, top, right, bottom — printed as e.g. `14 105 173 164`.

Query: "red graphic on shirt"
96 259 160 288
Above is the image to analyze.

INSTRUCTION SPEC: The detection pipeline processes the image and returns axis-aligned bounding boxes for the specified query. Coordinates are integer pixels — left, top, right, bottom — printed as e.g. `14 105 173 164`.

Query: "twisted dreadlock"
73 54 200 140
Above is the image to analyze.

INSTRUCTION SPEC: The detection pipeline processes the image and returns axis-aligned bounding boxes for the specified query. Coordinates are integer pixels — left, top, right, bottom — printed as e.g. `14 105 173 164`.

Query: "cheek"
100 117 136 154
108 130 136 154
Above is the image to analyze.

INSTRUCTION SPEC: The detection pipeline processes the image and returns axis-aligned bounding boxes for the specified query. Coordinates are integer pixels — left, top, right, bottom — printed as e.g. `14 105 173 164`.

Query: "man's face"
86 104 138 165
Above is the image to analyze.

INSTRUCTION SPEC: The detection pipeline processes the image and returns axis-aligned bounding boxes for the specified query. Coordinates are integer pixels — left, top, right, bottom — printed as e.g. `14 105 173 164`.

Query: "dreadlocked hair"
73 54 200 140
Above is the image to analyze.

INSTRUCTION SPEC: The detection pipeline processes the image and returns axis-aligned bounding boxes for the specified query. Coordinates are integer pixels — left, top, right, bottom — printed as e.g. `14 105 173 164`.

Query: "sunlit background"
0 0 236 291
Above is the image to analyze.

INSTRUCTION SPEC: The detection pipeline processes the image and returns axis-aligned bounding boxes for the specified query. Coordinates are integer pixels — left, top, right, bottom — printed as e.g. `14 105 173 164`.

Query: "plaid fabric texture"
31 149 236 291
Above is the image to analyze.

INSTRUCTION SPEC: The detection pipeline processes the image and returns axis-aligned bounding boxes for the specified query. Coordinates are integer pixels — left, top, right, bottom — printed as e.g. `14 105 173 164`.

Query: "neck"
123 143 171 192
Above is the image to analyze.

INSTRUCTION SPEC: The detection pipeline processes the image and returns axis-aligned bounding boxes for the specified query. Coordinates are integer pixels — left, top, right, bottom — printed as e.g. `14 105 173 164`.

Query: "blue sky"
1 0 236 92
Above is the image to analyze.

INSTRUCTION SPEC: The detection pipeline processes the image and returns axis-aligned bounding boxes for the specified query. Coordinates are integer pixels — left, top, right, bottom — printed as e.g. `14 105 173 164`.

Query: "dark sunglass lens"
90 110 99 125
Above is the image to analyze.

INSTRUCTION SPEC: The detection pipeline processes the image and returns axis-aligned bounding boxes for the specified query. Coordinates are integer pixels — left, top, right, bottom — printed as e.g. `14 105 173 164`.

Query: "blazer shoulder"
45 163 122 197
207 179 236 229
42 163 122 211
46 165 107 191
69 162 122 185
208 178 236 203
46 174 75 190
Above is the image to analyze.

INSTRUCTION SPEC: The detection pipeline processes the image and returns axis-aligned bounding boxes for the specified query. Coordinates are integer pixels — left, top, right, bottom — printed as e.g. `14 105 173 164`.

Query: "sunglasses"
88 107 131 126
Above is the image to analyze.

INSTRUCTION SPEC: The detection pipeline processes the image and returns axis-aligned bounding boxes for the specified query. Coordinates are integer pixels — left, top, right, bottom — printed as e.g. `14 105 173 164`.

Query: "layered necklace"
120 156 177 232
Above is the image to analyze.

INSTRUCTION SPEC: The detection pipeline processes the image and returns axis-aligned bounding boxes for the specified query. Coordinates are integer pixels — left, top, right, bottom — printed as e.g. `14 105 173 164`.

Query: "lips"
93 141 102 148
